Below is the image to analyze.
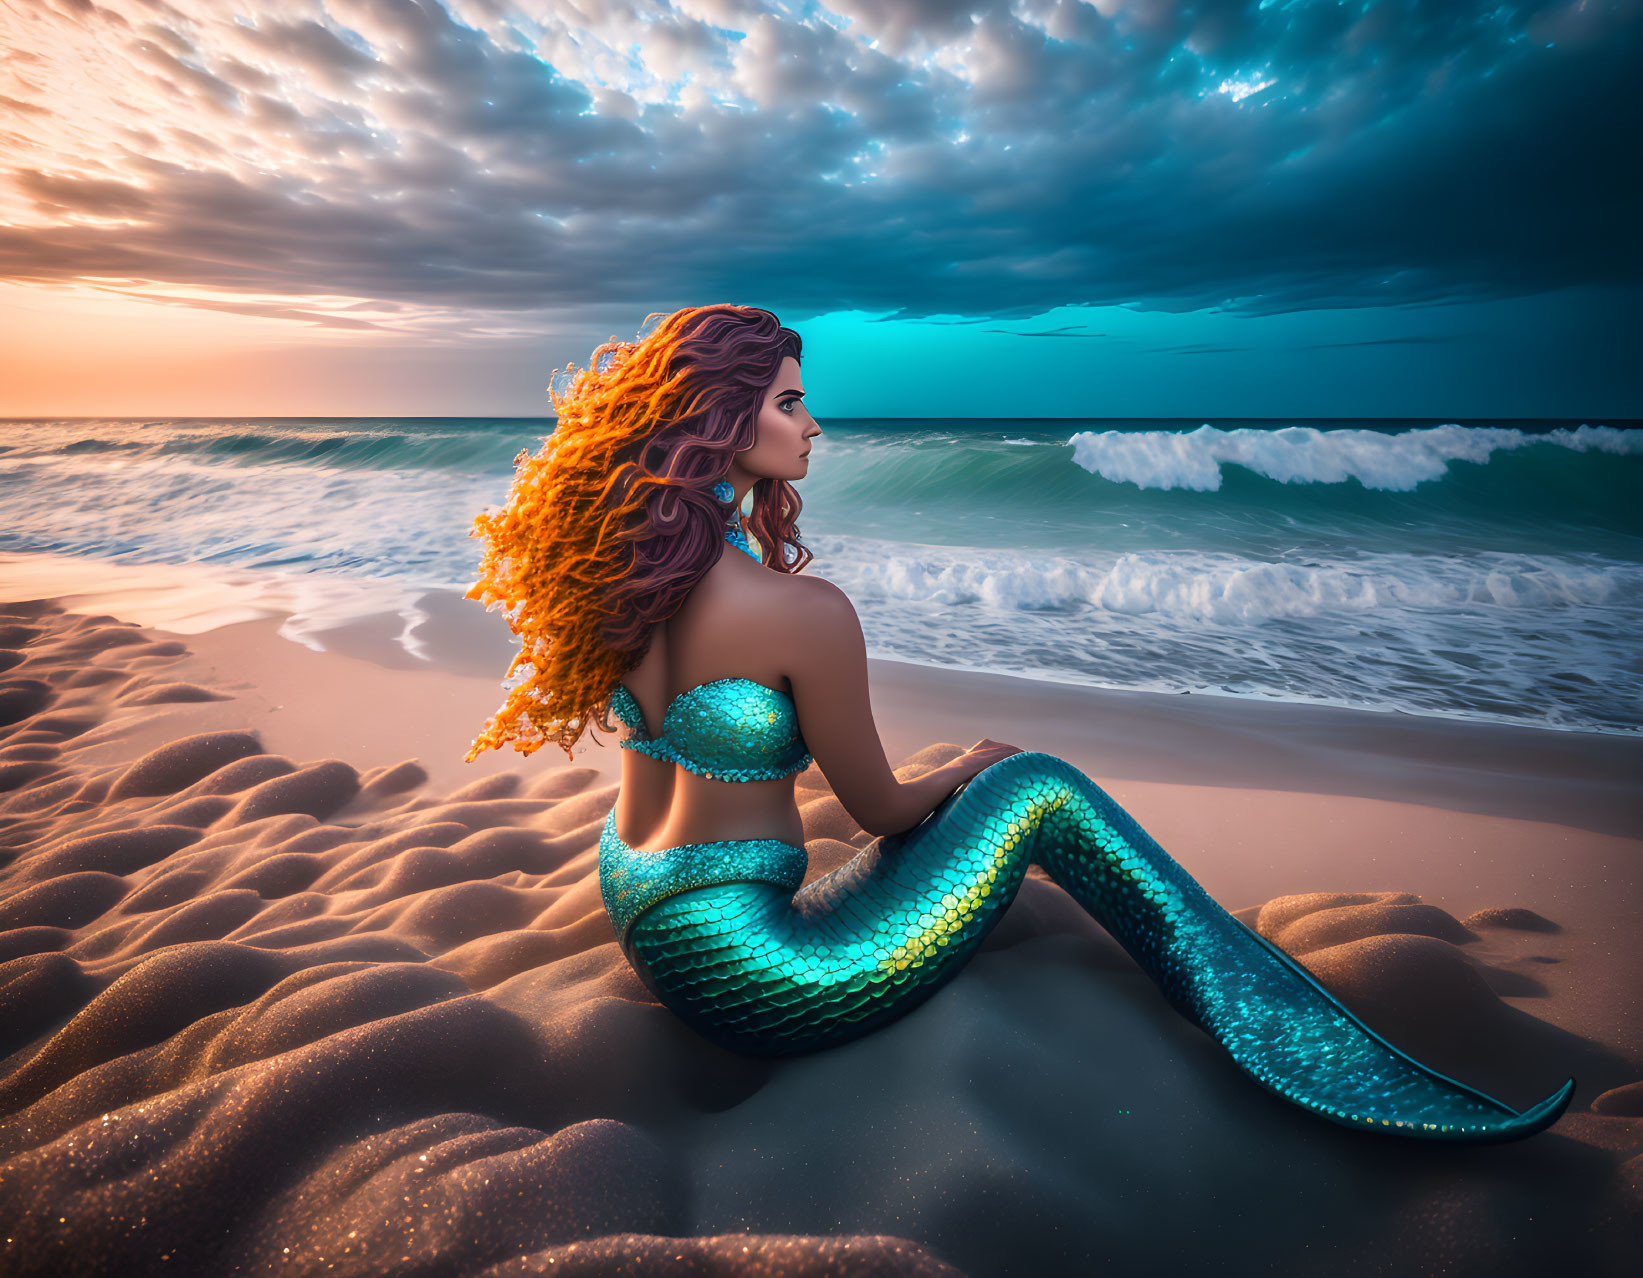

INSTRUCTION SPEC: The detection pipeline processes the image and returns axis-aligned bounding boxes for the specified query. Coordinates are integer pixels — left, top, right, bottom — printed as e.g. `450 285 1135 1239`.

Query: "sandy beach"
1 555 1640 1276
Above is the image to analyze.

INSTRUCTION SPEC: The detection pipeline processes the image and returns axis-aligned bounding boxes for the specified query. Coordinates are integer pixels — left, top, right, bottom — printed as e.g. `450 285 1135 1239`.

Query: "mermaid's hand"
954 739 1024 781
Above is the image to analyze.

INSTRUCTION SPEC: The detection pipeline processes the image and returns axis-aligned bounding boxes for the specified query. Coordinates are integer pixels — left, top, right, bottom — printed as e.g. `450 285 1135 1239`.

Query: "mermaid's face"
733 356 820 484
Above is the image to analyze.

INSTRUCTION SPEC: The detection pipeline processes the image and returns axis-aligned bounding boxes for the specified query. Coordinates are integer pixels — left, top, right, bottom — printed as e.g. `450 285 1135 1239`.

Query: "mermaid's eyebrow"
774 387 805 399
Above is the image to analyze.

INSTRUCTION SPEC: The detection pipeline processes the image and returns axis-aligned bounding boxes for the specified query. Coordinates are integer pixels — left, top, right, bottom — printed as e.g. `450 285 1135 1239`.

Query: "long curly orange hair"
465 304 812 762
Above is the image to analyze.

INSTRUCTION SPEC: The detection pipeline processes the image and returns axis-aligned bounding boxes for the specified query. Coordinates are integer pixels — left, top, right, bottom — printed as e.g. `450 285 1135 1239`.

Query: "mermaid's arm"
780 576 974 836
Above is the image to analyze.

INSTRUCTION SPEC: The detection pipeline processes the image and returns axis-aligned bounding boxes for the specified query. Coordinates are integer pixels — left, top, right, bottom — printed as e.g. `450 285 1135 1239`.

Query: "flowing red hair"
465 304 811 761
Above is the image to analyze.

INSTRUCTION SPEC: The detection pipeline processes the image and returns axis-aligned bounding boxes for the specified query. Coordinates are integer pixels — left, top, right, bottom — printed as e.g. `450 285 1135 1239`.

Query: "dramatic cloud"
1 0 1637 332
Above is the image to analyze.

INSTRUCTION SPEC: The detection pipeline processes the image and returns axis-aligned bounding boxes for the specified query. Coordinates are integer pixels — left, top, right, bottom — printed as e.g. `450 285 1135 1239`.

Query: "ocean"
2 416 1640 735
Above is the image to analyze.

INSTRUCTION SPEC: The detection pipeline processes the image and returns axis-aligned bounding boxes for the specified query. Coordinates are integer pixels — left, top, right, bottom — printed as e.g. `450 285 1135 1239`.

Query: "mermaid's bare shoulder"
719 561 858 675
630 551 819 703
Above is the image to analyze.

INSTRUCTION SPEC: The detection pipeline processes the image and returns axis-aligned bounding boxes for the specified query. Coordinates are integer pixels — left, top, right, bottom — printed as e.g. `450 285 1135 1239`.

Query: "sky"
0 0 1637 419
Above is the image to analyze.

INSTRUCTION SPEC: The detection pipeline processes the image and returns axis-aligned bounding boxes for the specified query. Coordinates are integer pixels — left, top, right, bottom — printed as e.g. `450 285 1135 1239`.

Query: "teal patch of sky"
778 287 1634 419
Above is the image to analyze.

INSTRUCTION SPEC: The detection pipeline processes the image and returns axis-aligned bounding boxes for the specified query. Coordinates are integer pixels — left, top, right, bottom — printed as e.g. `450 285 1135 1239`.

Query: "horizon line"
4 414 1638 425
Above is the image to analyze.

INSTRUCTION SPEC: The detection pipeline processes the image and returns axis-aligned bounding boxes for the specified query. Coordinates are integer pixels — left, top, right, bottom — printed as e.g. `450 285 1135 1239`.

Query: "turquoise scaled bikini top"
609 678 813 783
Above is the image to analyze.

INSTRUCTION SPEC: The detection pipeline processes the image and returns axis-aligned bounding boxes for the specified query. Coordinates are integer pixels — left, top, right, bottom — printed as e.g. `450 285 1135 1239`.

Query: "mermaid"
466 304 1573 1142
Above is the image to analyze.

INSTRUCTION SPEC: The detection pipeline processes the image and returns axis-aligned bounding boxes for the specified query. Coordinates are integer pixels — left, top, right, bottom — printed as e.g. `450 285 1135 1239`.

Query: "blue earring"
713 480 758 561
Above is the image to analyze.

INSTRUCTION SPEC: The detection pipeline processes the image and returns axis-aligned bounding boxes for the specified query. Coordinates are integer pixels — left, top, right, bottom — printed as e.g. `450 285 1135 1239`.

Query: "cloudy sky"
0 0 1636 417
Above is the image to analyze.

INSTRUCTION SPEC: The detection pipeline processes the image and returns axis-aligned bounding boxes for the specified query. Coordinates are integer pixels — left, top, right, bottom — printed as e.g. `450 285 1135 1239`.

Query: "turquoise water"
2 416 1639 733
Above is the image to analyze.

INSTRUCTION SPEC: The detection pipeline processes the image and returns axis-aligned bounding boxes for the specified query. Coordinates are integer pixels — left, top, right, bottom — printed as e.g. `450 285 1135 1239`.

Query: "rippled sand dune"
2 599 1639 1276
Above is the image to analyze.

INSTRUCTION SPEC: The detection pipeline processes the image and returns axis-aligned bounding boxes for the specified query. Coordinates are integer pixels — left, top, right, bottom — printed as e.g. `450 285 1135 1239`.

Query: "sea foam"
824 538 1632 624
1067 423 1642 491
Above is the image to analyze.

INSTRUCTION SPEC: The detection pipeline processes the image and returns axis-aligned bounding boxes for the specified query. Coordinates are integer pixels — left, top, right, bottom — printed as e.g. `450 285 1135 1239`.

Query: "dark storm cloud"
2 0 1637 324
